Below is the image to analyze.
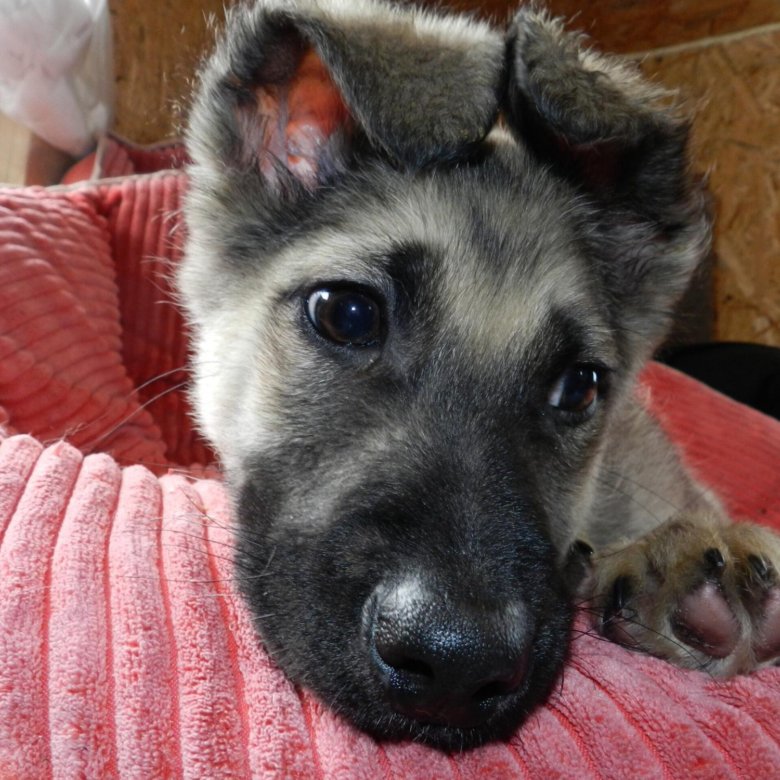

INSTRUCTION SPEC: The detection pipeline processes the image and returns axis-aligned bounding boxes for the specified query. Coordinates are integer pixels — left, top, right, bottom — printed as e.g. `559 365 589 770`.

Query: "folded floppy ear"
506 6 691 217
506 7 711 357
188 0 504 194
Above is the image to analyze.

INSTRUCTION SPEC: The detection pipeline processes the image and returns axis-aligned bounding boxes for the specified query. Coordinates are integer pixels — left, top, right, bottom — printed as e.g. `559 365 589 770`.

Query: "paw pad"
671 581 740 659
754 588 780 662
587 518 780 674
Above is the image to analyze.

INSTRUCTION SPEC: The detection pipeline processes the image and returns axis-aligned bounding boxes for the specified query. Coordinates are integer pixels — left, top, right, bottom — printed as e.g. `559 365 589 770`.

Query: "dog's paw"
583 514 780 675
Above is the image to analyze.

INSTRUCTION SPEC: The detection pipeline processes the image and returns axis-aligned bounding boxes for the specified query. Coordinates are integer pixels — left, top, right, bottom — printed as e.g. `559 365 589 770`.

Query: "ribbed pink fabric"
61 136 189 186
0 187 168 466
0 178 212 471
1 173 779 778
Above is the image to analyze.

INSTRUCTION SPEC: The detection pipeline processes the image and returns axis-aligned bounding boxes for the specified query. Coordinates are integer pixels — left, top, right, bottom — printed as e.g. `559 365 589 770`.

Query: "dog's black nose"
368 580 531 728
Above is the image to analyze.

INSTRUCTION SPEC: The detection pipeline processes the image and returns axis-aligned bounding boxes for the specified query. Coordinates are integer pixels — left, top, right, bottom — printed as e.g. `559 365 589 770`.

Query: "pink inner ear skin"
253 49 350 188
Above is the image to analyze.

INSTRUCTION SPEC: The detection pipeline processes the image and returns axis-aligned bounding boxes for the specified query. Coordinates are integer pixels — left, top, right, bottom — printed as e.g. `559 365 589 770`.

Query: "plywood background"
109 0 780 346
641 29 780 346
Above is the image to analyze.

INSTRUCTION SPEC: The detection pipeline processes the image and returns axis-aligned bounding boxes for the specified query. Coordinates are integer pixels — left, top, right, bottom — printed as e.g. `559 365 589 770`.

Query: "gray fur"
179 0 778 751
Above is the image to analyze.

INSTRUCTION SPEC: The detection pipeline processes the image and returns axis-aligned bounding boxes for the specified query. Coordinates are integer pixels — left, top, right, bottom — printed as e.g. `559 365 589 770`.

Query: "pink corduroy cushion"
0 178 212 471
0 174 779 779
0 187 164 464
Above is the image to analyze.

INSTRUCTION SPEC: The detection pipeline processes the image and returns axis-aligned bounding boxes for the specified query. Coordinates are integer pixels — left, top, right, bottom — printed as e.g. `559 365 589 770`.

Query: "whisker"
121 572 250 586
592 473 672 526
81 378 192 454
577 588 715 674
132 365 191 395
170 494 271 554
45 364 192 448
597 465 682 513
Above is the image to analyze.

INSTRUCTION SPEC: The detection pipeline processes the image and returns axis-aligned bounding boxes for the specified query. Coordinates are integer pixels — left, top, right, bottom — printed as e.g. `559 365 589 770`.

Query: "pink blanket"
1 171 779 779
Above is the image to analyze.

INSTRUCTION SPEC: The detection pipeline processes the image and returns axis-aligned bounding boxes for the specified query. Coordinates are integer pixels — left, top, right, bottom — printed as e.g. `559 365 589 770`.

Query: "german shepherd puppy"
179 0 780 749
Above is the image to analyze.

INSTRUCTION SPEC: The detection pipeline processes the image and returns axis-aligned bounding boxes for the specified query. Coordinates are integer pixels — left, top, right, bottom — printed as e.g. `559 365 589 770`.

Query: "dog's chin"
282 622 571 752
332 664 561 751
361 711 523 752
356 690 536 751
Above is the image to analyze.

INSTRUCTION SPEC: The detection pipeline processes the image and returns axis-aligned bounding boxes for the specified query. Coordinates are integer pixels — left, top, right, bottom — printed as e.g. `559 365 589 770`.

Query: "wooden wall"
109 0 780 346
641 31 780 348
110 0 226 143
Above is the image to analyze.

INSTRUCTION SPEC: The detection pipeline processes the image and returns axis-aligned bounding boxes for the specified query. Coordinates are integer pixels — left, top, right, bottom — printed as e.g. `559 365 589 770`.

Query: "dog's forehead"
432 193 594 355
261 146 605 358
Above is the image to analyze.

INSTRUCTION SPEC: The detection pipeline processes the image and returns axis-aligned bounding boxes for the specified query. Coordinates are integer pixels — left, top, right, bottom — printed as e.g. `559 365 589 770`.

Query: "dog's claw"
608 575 631 614
601 576 640 648
572 540 595 559
748 554 773 583
703 547 725 577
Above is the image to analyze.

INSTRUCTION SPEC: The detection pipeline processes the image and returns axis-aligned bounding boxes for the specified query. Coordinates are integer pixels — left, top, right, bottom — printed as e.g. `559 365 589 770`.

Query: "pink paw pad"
755 588 780 662
672 581 741 658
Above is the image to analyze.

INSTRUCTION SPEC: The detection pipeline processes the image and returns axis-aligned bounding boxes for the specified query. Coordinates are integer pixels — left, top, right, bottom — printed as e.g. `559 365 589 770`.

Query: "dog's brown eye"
306 287 381 347
548 364 603 414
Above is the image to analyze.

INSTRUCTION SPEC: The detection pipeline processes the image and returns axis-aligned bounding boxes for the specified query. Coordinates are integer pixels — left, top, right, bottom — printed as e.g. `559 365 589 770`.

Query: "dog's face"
180 0 710 749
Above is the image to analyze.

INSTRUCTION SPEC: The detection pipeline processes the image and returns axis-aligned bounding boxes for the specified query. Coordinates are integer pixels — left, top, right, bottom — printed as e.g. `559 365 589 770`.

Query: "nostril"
472 655 528 702
375 639 435 680
390 656 434 680
474 679 514 702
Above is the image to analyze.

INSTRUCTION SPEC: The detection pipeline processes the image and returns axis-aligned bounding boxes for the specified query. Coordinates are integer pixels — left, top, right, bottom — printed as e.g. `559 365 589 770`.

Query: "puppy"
178 0 780 749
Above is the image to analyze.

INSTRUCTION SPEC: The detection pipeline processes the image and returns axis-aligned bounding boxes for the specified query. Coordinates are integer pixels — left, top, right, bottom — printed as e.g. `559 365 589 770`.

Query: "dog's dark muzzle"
366 578 532 729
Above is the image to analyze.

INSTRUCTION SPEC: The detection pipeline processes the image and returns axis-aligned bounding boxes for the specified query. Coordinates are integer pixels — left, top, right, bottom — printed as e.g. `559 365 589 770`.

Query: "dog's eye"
548 364 604 415
306 287 381 347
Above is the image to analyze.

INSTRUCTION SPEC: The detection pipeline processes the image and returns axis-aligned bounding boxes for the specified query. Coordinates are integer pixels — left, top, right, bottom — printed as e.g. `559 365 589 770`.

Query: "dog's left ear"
506 8 711 356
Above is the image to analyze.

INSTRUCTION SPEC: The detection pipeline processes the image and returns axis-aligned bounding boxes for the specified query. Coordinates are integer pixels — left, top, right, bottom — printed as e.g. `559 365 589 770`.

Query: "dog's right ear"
187 0 504 196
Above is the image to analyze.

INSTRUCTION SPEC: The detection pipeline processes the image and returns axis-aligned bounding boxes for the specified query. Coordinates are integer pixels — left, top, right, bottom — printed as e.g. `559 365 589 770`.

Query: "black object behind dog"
664 342 780 421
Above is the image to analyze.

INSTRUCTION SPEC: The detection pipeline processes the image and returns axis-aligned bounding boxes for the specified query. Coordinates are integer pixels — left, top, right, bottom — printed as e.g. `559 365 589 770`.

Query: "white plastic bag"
0 0 113 156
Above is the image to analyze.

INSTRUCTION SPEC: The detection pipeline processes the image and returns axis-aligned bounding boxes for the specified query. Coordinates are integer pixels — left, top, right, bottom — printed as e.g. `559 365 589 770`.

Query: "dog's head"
180 0 710 749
